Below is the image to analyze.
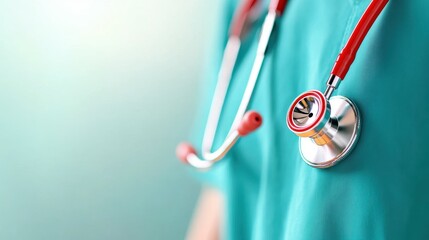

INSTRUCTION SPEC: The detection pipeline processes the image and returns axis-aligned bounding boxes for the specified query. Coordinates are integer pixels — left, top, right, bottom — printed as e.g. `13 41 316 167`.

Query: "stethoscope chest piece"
287 90 361 168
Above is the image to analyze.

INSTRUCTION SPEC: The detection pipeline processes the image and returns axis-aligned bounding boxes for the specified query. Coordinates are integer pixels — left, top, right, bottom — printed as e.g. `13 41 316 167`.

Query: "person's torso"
196 0 429 239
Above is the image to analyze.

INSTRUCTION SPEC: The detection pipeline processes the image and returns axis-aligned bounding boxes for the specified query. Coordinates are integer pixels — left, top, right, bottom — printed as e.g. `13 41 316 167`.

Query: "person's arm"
186 187 224 240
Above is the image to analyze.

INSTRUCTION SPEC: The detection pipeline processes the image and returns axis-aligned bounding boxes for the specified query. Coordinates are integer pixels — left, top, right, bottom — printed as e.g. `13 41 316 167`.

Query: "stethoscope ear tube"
177 0 287 169
176 0 261 169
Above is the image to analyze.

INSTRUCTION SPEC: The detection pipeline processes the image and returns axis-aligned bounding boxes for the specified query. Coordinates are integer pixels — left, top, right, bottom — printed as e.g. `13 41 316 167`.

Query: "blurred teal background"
0 0 219 239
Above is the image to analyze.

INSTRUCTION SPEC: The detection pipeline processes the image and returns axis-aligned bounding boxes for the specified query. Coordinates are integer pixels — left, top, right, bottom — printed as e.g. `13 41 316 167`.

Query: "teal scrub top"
190 0 429 239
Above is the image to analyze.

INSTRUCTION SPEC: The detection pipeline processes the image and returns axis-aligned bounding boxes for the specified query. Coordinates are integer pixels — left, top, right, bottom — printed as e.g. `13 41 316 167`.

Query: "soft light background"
0 0 219 239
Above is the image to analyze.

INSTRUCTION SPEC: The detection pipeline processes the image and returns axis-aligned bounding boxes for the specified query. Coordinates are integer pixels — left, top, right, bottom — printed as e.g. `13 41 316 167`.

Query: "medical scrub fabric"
190 0 429 239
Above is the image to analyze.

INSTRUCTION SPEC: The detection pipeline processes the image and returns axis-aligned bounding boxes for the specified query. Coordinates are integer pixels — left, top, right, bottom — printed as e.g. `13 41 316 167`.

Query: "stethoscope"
177 0 389 169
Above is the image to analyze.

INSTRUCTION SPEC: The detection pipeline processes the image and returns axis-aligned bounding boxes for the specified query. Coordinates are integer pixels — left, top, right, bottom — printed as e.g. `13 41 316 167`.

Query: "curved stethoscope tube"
286 0 389 168
177 0 288 169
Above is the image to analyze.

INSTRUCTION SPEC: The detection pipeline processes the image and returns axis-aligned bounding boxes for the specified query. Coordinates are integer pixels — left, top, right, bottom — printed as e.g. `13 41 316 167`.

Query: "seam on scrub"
339 4 360 49
349 0 363 7
323 3 359 84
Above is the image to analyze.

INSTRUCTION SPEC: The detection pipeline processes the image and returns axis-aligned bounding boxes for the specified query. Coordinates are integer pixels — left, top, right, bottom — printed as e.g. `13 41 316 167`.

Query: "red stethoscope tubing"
230 0 259 38
230 0 287 38
331 0 389 79
270 0 288 15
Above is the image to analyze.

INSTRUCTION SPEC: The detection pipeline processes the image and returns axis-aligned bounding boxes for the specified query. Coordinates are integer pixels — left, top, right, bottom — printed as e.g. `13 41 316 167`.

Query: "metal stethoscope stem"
177 0 287 169
287 0 389 168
